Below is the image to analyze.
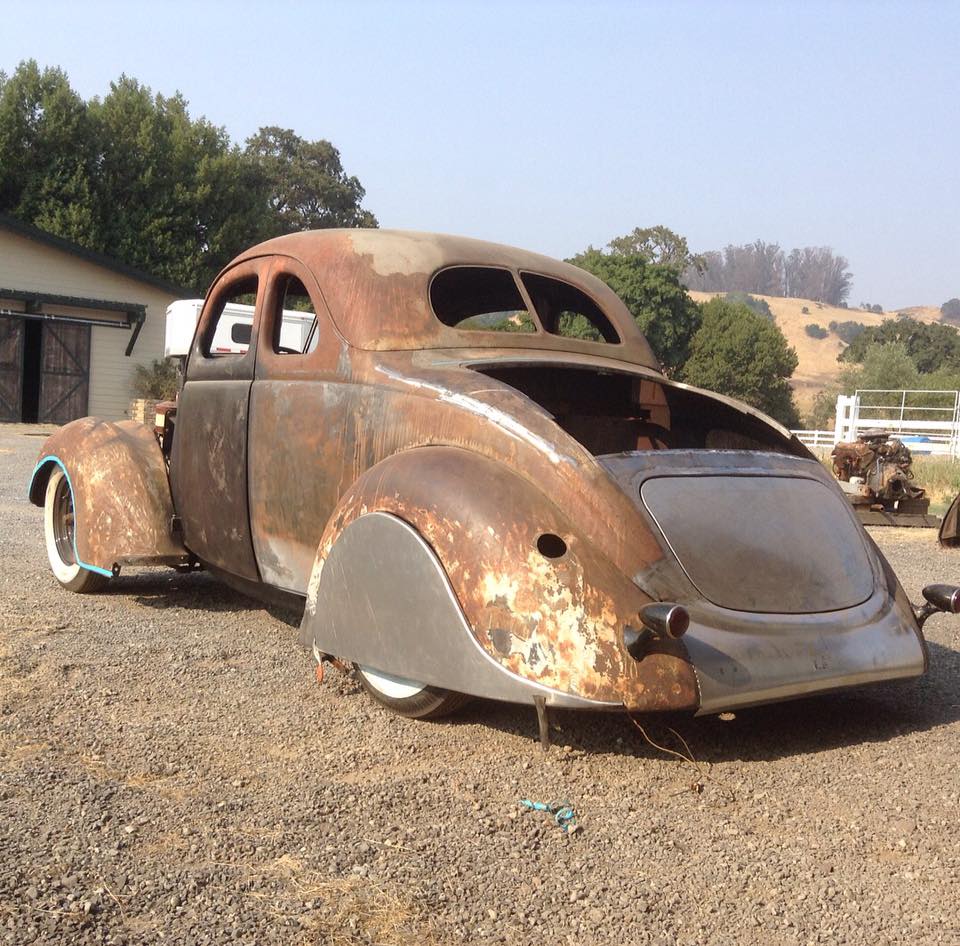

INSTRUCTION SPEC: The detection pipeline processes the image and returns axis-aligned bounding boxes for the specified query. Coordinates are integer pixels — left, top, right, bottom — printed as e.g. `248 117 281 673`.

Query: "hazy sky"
4 0 958 308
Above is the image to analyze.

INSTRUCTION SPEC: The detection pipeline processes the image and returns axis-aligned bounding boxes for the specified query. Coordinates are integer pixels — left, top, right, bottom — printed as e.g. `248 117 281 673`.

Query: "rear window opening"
430 265 619 342
431 266 536 333
471 364 804 457
520 272 619 344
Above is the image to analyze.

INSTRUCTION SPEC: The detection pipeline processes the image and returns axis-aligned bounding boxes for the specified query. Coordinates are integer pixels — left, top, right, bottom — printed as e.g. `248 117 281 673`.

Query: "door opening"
21 320 42 423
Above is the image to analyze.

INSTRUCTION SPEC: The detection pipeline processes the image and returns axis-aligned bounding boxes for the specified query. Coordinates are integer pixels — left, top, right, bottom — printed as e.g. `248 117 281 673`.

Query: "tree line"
0 63 818 428
0 61 376 291
569 227 801 427
684 240 853 306
805 316 960 428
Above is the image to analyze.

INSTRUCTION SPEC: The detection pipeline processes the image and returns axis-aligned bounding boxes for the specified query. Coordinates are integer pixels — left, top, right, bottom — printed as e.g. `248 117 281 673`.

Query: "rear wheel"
43 468 108 594
355 664 471 719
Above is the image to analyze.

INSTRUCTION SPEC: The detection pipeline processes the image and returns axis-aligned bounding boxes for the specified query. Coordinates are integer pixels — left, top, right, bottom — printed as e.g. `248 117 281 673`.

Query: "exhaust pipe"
623 602 689 660
914 584 960 628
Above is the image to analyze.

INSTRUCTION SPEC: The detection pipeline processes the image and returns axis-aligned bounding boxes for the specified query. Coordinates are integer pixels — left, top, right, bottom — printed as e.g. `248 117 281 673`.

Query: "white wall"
0 228 178 420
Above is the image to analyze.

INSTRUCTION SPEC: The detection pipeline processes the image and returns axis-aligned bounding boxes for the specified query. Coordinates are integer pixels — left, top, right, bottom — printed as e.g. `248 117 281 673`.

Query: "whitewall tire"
43 468 108 594
355 664 471 719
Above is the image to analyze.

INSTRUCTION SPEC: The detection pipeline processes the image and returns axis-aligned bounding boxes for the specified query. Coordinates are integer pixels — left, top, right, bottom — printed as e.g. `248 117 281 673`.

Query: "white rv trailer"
164 300 316 358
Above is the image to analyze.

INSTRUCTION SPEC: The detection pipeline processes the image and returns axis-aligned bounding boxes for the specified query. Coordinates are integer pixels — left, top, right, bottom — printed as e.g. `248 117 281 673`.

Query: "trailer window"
272 275 319 355
431 266 537 333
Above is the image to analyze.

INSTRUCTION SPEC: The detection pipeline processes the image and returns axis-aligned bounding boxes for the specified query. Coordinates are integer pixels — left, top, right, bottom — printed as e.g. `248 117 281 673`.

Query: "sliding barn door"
39 321 90 424
0 318 24 422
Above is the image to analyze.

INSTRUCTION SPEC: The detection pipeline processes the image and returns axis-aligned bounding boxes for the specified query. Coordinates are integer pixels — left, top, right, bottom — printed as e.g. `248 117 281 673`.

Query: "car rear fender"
28 417 187 573
299 445 699 711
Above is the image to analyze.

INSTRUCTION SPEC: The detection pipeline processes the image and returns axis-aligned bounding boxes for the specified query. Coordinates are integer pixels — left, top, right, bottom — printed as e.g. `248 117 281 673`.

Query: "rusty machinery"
832 431 938 527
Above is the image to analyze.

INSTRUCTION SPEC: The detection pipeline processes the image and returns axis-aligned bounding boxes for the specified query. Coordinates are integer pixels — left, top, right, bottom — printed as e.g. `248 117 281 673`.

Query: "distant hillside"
687 291 943 412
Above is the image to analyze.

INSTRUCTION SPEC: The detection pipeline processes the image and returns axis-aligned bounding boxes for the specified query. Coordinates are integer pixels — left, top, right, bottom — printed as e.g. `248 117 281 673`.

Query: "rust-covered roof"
233 229 659 366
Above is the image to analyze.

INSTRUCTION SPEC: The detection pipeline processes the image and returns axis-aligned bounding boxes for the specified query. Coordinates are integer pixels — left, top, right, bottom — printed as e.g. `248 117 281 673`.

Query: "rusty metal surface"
599 449 926 710
29 417 186 570
225 229 660 363
832 433 927 508
170 379 260 582
162 228 928 715
248 352 669 591
170 255 267 583
940 492 960 546
301 447 698 711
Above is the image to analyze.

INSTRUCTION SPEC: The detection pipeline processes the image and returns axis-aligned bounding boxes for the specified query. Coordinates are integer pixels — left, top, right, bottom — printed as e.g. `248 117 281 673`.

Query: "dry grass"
297 874 444 946
216 854 448 946
687 291 943 412
912 455 960 507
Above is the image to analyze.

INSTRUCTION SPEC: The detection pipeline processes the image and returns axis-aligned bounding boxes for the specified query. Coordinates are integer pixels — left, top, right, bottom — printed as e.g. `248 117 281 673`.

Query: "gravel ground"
1 424 959 946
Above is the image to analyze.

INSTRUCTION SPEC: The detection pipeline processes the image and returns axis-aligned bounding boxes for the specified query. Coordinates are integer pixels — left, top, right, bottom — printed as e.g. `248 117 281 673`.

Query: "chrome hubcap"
53 477 76 565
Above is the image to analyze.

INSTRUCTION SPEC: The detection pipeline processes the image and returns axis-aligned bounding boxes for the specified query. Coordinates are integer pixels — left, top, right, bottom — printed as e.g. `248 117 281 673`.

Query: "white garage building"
0 213 189 424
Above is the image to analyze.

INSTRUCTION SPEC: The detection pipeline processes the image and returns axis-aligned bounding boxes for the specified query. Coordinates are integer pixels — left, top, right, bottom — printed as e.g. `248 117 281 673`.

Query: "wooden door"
39 321 90 425
0 318 24 422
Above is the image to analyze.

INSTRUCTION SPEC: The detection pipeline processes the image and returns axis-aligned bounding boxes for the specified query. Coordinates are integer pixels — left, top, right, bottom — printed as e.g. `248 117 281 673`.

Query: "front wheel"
43 468 108 594
355 664 471 719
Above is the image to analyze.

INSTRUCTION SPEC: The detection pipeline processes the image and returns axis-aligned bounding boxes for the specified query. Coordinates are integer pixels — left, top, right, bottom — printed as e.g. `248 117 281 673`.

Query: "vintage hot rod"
28 230 960 720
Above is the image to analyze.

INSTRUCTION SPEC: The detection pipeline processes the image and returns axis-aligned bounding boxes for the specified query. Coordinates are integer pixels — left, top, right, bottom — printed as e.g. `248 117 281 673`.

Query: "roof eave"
0 213 195 298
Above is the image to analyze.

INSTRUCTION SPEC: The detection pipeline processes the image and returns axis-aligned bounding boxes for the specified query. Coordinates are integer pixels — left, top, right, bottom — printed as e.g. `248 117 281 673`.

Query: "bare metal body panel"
302 446 700 712
640 475 874 613
170 379 259 582
303 511 619 708
685 591 926 714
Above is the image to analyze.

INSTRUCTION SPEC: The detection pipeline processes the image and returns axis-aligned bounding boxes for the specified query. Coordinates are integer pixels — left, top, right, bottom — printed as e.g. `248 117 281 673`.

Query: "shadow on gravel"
451 641 960 764
106 569 303 628
88 568 960 764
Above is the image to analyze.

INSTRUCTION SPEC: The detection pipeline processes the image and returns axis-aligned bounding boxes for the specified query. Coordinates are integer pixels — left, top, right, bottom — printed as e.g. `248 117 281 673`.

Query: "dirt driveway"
1 425 958 945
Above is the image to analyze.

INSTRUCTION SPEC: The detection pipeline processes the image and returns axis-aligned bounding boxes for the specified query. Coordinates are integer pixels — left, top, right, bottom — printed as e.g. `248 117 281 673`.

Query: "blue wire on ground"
519 799 577 832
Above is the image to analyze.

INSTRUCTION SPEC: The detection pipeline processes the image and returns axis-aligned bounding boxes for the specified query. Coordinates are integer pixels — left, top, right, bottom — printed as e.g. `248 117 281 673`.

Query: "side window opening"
521 272 619 344
430 266 537 333
203 276 258 357
273 275 319 355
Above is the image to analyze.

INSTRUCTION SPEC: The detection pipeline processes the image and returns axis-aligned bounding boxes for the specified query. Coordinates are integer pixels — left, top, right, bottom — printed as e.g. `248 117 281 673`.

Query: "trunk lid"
639 472 875 613
601 450 878 615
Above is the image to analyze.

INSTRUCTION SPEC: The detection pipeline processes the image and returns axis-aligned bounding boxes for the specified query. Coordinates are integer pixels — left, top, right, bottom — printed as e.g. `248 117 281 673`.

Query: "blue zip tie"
519 799 577 832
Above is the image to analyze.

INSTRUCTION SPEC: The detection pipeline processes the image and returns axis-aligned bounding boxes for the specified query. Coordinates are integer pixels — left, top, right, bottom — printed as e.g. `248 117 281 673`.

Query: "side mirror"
914 584 960 628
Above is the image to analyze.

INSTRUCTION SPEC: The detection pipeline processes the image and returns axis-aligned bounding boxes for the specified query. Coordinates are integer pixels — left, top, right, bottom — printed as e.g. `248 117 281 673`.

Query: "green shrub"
828 320 867 344
132 358 179 400
725 291 774 321
682 297 799 426
804 323 828 339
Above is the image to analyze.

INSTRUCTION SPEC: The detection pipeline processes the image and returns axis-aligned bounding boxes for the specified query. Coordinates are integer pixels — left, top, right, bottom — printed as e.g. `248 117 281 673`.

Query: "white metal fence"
791 389 960 458
791 429 835 448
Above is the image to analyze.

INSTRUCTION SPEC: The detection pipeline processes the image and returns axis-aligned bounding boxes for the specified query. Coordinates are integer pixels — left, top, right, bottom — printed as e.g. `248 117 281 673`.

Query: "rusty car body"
28 230 960 719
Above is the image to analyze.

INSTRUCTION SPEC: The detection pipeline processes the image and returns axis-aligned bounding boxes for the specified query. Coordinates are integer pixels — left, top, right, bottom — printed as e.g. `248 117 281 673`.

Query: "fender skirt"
28 417 187 573
301 511 620 708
